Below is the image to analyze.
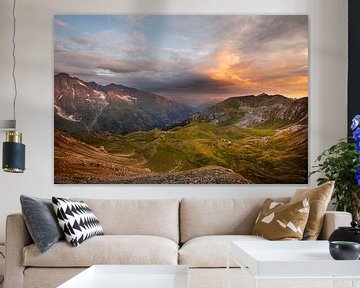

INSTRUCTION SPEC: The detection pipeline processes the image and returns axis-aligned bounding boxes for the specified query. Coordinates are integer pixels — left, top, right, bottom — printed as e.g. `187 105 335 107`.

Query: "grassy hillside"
74 121 308 184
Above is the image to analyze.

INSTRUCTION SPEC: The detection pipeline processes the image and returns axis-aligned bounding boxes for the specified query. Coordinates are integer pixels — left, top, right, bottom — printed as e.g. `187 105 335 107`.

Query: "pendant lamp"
1 0 26 173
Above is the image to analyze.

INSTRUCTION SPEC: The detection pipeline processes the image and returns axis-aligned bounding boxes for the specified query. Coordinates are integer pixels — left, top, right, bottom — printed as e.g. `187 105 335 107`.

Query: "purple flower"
352 115 360 130
354 128 360 142
356 167 360 186
357 142 360 152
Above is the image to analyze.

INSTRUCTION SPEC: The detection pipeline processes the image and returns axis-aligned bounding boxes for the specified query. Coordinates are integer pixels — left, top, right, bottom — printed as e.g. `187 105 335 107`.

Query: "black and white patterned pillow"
52 197 104 247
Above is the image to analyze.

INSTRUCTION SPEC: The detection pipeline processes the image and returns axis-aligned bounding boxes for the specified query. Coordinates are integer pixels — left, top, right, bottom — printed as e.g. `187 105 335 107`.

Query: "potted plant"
310 115 360 222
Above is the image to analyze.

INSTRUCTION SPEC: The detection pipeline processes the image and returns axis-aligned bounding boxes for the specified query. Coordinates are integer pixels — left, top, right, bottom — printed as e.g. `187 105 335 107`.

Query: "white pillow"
52 197 103 246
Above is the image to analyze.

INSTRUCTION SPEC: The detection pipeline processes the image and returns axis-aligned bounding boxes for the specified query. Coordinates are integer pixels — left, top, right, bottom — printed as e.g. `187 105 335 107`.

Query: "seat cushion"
72 198 179 243
179 235 267 268
180 198 289 243
23 235 179 267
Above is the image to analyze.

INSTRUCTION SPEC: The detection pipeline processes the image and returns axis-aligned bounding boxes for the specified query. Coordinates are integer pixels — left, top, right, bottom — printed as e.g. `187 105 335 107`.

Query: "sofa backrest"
73 198 180 243
180 198 289 243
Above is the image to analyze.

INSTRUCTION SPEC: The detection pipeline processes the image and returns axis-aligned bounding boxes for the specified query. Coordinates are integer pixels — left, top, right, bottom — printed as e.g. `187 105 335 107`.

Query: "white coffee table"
228 241 360 288
58 265 189 288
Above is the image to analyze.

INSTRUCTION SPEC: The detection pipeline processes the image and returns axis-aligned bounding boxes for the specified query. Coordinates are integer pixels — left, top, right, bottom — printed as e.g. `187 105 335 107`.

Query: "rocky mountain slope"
192 93 307 128
54 73 195 134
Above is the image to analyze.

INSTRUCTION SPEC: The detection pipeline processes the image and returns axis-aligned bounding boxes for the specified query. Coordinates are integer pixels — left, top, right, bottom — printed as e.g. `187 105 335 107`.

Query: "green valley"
75 121 308 184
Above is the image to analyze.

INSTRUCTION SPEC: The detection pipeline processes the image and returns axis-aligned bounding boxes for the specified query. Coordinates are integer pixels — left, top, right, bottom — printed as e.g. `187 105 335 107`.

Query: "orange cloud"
205 48 255 89
201 45 308 98
265 75 308 98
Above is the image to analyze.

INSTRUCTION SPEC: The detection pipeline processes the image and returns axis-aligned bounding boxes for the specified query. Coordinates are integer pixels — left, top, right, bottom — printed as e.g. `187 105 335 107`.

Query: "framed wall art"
54 15 308 184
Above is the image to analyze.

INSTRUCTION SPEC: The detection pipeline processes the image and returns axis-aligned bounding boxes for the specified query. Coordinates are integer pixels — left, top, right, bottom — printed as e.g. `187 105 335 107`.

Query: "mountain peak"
54 73 195 134
55 72 72 78
105 83 131 91
255 93 288 99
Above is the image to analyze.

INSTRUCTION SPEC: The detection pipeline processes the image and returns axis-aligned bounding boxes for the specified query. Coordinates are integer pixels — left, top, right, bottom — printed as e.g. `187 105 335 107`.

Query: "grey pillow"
20 195 64 253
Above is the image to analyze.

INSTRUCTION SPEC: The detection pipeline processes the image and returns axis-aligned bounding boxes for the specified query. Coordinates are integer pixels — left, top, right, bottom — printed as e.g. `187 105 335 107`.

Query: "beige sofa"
4 198 352 288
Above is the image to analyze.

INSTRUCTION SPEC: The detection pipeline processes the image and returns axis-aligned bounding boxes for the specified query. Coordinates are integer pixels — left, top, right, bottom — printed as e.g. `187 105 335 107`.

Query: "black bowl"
329 241 360 260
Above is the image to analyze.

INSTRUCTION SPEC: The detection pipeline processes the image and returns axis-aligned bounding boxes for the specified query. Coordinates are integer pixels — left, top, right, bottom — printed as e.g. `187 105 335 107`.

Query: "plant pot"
329 241 360 260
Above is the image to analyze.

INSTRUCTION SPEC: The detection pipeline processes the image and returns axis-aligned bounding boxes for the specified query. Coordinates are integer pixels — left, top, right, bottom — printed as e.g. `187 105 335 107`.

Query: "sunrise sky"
54 15 308 106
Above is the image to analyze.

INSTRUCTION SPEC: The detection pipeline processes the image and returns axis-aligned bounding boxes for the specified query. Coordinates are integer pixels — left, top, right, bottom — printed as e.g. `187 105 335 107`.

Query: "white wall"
0 0 348 242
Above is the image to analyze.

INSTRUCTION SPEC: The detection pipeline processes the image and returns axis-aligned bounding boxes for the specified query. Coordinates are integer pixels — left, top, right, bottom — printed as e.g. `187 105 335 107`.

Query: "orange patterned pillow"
252 198 310 240
290 181 334 240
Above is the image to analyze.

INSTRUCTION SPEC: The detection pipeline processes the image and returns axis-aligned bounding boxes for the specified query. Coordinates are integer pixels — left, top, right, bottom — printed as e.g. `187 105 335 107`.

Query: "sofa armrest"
4 214 32 288
318 211 352 240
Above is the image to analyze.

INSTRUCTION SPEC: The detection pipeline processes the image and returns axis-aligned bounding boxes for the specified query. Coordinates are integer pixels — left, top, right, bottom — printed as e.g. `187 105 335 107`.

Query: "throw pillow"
52 197 104 247
20 195 64 253
252 198 310 240
289 181 334 240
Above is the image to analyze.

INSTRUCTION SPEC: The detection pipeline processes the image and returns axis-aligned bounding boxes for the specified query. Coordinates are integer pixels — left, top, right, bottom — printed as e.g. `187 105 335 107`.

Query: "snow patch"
94 90 107 100
54 105 80 122
117 94 137 104
77 81 88 88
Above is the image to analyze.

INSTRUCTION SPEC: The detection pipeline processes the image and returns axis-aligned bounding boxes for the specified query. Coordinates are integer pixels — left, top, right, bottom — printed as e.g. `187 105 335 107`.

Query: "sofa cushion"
179 235 267 268
52 197 104 247
72 199 179 243
252 198 310 240
290 181 334 240
23 235 179 267
20 195 64 253
180 198 288 243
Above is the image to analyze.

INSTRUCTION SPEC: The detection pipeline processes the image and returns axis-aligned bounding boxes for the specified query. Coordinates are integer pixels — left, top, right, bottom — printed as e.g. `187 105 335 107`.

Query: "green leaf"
310 139 360 214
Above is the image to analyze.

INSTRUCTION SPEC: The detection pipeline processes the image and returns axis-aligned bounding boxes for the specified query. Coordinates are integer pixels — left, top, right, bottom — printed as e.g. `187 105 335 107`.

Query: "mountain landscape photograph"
54 15 308 184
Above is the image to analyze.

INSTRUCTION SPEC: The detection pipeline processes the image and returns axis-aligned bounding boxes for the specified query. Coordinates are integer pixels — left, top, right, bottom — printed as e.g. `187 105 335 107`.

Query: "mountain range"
55 73 308 135
54 73 308 184
54 73 195 134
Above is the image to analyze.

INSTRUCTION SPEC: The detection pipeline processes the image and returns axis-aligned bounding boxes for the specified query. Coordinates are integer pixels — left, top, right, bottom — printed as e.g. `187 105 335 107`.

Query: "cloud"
54 15 308 103
196 15 308 55
55 48 144 75
55 19 70 29
132 31 146 43
140 73 233 94
67 36 100 49
249 15 307 44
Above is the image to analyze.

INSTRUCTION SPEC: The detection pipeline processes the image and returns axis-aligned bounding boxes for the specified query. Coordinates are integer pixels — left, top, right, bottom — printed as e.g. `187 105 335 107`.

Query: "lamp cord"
11 0 17 129
0 251 4 284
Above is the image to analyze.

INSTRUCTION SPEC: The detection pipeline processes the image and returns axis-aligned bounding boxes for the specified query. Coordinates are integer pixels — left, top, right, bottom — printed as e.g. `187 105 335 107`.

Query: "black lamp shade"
2 141 25 173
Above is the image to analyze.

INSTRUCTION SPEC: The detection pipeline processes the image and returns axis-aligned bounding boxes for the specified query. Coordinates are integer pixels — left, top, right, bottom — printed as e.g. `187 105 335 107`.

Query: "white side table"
228 241 360 288
58 265 189 288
